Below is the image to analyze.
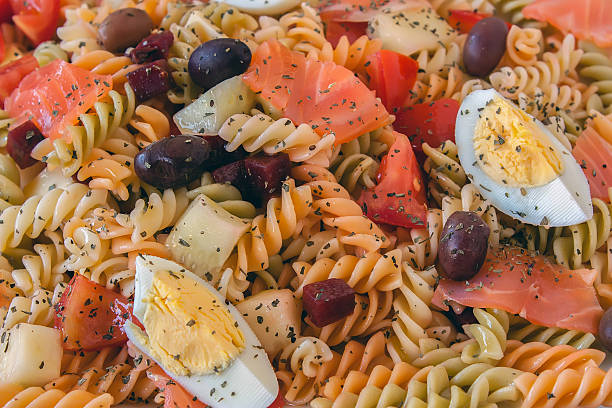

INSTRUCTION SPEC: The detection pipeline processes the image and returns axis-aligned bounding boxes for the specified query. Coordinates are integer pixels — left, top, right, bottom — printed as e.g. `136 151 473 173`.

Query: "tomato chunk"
6 59 112 140
147 366 208 408
394 98 460 161
447 10 490 33
0 0 11 25
358 131 427 228
0 55 38 107
54 274 132 351
365 50 418 113
10 0 59 45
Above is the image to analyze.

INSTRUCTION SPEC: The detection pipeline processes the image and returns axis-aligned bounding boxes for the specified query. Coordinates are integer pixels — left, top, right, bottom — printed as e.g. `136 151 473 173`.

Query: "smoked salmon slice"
522 0 612 48
5 59 112 141
432 246 603 334
242 40 392 145
572 123 612 201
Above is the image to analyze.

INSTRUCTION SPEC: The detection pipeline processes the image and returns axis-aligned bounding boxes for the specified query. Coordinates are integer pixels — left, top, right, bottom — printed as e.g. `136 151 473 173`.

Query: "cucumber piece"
174 75 255 135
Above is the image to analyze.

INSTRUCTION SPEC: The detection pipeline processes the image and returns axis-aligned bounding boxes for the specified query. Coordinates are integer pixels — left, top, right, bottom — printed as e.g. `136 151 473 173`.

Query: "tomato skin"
324 20 367 46
147 366 208 408
0 0 12 24
0 54 38 107
394 98 460 162
447 9 512 34
358 131 427 229
267 393 284 408
365 50 418 113
10 0 59 45
54 274 132 351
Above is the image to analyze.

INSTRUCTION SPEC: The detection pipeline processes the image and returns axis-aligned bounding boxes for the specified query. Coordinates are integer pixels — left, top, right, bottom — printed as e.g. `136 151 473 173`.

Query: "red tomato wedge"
54 274 132 351
365 50 418 113
0 55 38 107
572 117 612 201
147 366 208 408
6 59 112 141
358 131 427 228
319 0 428 22
324 21 367 47
243 40 391 145
0 0 11 24
446 10 512 34
432 246 603 334
10 0 60 45
522 0 612 48
394 98 459 161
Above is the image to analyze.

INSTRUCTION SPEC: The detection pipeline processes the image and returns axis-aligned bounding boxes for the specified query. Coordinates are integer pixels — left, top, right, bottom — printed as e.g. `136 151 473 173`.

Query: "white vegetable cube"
368 7 457 56
173 75 255 135
166 194 251 283
0 323 62 386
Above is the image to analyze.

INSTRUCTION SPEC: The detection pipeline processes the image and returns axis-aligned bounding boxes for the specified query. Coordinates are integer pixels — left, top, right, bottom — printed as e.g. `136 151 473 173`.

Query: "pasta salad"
0 0 610 407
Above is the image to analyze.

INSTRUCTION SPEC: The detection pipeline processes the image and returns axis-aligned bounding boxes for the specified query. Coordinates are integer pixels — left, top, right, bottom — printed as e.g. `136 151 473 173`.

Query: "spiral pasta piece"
219 113 336 166
234 178 312 274
579 44 612 114
515 365 612 408
0 184 109 251
0 384 114 407
72 50 140 90
499 339 606 374
414 36 464 81
186 172 256 219
311 361 416 408
306 291 394 347
429 0 494 18
502 25 543 67
304 35 382 74
198 1 258 39
47 345 157 405
489 34 582 98
129 105 171 148
508 314 596 349
33 41 68 67
293 249 402 297
404 365 523 408
422 141 467 204
1 283 65 330
396 209 443 271
10 231 68 296
57 4 104 60
460 308 509 365
0 154 24 211
388 264 440 363
281 229 348 263
31 84 136 177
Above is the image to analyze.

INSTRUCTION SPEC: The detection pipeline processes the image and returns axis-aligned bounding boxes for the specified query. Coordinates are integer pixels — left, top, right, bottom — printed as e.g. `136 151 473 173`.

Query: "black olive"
98 8 154 53
463 17 509 78
188 38 251 91
438 211 490 281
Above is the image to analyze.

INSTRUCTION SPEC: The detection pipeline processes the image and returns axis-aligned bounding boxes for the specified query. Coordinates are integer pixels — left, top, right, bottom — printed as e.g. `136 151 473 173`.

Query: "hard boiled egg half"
124 255 278 408
456 89 592 227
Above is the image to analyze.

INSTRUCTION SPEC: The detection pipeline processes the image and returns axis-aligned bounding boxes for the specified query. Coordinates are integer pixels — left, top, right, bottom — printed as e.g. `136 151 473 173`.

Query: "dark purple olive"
134 135 236 189
6 120 44 168
127 60 172 102
130 31 174 64
599 308 612 351
463 17 509 77
188 38 251 91
444 307 477 333
98 8 154 53
438 211 490 281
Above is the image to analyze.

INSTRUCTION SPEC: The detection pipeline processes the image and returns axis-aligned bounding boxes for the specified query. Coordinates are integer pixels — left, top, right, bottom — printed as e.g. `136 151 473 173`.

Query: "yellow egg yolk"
137 269 245 376
473 97 563 187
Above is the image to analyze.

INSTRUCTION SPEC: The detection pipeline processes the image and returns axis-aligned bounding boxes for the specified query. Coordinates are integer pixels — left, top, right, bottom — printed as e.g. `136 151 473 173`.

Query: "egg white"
124 255 279 408
455 89 592 227
217 0 300 15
